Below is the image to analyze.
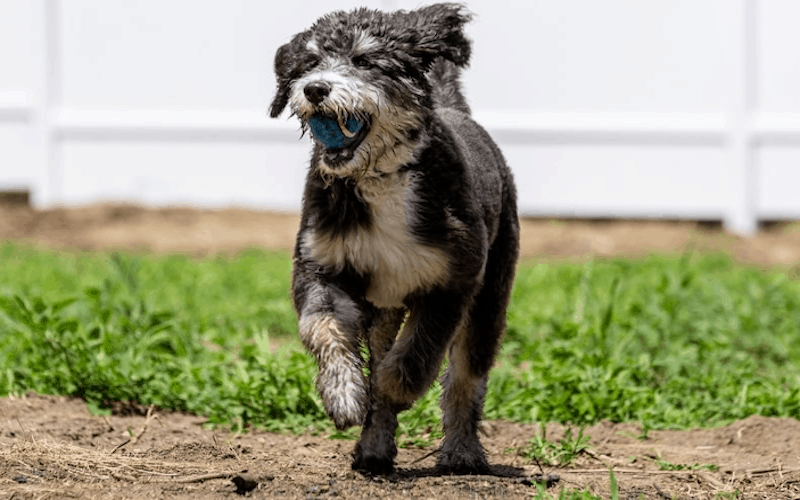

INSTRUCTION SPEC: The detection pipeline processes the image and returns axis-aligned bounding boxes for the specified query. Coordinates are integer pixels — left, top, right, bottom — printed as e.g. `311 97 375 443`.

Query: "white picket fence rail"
1 0 800 235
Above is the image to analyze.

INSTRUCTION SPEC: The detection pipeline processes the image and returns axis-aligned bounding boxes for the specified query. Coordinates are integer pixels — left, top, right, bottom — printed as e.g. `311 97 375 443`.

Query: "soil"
2 202 800 499
2 202 800 266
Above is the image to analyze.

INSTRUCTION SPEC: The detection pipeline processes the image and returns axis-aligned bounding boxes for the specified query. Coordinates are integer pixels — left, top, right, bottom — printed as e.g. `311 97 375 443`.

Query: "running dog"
269 3 519 475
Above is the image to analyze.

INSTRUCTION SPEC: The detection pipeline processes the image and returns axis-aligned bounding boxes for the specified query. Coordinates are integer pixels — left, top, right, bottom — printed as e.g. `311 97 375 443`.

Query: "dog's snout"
304 81 331 105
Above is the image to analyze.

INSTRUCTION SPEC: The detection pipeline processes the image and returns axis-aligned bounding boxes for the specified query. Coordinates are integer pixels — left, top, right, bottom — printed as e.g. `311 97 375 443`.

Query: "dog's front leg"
353 288 468 474
296 280 368 430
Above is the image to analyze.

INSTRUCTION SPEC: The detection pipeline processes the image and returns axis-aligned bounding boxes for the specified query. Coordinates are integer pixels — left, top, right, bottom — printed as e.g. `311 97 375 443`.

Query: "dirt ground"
2 203 800 499
1 203 800 267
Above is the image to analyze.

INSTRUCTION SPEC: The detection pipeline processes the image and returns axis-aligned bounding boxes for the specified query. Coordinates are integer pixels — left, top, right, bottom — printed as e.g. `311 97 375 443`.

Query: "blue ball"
309 116 363 149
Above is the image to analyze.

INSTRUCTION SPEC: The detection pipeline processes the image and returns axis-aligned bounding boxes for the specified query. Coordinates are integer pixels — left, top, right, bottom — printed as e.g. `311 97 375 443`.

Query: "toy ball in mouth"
309 114 365 150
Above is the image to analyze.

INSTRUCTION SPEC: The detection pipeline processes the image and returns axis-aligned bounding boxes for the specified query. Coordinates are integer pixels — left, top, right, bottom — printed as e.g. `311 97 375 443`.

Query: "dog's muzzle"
303 81 370 165
309 112 370 165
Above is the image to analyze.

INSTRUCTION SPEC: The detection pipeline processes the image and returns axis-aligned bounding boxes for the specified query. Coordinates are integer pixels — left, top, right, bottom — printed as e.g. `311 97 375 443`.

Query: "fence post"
29 0 58 209
724 0 758 236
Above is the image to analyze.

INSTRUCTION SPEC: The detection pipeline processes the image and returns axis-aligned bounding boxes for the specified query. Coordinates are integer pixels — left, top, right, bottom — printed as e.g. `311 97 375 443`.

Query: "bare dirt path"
1 203 800 267
2 204 800 499
3 394 800 499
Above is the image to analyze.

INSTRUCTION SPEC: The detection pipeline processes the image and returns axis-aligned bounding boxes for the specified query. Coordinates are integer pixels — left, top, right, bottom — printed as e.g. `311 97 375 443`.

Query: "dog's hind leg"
438 327 491 474
296 281 369 430
438 211 520 474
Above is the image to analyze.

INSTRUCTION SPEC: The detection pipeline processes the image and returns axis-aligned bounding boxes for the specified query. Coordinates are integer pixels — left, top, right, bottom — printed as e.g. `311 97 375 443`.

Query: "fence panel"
0 0 798 234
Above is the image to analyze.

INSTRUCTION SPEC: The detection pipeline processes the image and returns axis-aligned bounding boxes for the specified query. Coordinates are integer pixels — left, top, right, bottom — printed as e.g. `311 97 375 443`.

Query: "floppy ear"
410 3 472 68
269 43 295 118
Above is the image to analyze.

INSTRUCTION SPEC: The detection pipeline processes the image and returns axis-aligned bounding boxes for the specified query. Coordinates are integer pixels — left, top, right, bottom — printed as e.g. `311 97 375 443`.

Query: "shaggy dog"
269 3 519 475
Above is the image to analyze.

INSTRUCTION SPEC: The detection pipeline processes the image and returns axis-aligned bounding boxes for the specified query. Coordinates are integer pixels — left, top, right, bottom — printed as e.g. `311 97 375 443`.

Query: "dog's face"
269 3 471 178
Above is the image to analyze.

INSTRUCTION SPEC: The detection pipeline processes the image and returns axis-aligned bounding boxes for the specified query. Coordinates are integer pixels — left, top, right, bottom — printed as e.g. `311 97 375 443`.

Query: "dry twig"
111 405 159 454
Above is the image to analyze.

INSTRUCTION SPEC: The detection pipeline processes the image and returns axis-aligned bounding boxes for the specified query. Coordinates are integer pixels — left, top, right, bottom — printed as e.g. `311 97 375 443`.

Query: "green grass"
714 491 742 499
0 245 310 431
519 425 591 466
647 455 719 472
486 252 800 429
2 243 800 439
533 469 618 500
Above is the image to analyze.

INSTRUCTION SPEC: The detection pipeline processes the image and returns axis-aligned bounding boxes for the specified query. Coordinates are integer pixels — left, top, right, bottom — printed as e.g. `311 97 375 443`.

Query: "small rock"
231 474 259 495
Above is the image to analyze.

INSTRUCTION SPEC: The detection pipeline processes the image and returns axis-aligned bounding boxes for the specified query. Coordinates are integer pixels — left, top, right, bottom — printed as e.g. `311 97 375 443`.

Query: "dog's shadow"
373 464 560 488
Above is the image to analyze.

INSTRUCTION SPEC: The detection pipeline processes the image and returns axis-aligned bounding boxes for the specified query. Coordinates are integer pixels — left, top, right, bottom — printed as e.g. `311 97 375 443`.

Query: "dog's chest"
307 173 449 309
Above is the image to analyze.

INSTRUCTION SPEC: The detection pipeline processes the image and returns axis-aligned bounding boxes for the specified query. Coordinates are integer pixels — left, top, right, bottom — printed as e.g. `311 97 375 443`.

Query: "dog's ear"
410 3 472 68
269 42 295 118
270 33 320 117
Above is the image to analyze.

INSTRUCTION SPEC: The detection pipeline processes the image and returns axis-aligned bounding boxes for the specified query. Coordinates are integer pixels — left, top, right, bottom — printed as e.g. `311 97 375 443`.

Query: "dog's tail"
428 59 471 115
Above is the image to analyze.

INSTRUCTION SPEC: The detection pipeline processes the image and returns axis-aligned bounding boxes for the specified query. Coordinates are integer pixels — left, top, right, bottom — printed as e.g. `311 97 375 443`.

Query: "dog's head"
269 3 472 178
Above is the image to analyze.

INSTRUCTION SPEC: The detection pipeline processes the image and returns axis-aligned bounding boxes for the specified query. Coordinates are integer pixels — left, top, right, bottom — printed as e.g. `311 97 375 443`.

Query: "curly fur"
270 3 520 476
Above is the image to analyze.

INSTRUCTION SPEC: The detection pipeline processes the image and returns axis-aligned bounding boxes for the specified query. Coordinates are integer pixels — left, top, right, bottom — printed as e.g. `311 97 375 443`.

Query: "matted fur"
270 3 520 475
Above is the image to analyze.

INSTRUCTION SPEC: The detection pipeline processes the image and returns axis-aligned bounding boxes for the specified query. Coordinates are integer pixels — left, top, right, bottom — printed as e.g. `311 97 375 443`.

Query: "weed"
637 419 652 440
713 490 742 499
532 484 602 500
532 469 618 500
521 425 591 467
609 468 619 500
655 458 719 472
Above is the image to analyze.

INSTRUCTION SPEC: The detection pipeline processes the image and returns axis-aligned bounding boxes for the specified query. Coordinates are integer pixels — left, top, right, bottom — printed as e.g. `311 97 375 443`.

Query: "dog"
269 3 519 475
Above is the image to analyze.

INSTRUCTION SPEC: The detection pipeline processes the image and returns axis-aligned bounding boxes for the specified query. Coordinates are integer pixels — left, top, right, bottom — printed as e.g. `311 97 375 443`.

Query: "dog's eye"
304 55 320 70
352 55 372 69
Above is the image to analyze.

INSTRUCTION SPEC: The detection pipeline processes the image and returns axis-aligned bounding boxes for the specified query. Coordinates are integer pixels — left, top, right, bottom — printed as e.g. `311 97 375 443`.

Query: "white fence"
1 0 800 235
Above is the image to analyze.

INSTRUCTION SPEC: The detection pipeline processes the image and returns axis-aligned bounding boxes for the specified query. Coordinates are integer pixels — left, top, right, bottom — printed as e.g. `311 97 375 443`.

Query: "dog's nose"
304 81 331 105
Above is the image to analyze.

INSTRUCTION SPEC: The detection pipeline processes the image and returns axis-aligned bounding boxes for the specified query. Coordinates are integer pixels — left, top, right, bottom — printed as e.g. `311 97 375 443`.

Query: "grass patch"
2 243 800 437
533 469 618 500
0 245 309 431
486 253 800 429
519 425 591 467
648 455 719 472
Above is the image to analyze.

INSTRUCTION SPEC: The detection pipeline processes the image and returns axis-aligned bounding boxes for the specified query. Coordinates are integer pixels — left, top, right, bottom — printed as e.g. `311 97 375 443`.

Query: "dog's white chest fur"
306 172 449 309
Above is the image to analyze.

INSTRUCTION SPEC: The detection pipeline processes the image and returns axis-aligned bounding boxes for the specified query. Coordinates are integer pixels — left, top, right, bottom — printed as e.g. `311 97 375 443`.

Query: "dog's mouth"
308 112 371 165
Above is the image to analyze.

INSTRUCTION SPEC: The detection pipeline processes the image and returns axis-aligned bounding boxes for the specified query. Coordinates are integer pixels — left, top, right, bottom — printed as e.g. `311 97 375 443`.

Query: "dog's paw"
437 437 491 475
352 440 396 476
436 450 491 476
351 407 399 476
317 363 368 429
326 399 366 430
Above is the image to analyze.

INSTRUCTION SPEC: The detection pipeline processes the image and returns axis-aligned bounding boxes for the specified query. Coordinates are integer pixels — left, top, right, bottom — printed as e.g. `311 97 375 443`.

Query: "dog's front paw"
437 452 491 476
352 438 396 476
317 363 368 429
351 406 399 476
437 438 491 475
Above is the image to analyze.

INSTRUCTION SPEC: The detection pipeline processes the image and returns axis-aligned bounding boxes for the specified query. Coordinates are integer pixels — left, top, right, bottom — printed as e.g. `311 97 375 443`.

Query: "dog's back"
435 106 516 245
